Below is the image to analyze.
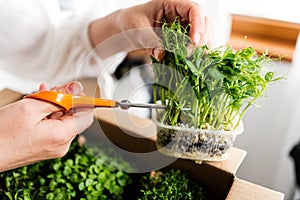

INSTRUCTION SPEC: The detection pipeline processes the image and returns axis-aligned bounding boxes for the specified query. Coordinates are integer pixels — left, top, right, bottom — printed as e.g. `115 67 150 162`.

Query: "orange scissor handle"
25 91 117 111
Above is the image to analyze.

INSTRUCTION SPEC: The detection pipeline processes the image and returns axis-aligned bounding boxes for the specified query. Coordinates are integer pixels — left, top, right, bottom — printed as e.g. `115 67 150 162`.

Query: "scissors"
24 91 168 111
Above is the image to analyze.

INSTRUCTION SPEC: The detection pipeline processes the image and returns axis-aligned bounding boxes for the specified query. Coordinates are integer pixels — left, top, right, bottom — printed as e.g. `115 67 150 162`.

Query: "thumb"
151 47 166 61
134 27 166 61
44 81 84 95
22 98 64 122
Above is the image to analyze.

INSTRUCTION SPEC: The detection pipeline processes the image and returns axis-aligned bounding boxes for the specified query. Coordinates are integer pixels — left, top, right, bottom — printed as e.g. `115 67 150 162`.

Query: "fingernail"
67 82 82 95
153 48 165 61
39 83 48 91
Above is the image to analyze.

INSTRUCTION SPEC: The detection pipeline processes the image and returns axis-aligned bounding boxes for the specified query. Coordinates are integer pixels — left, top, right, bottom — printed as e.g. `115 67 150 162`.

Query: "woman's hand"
0 81 94 172
89 0 211 60
121 0 211 46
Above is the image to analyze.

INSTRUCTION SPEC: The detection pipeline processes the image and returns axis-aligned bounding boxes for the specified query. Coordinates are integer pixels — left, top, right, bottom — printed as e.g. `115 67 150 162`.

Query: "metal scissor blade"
117 100 190 110
117 100 167 110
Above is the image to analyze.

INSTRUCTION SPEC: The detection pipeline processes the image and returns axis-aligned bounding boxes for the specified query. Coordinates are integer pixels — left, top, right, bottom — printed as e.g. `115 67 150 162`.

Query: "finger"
58 109 94 136
52 81 84 95
65 81 84 95
46 111 65 119
187 6 207 46
22 98 64 122
39 83 49 91
100 25 164 61
151 47 166 61
37 118 78 158
161 0 208 46
34 104 93 149
198 16 212 46
127 27 164 54
72 109 94 134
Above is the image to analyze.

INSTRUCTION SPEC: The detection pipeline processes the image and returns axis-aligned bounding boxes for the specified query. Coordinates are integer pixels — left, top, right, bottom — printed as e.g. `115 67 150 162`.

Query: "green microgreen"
138 169 207 200
152 18 283 130
0 137 132 200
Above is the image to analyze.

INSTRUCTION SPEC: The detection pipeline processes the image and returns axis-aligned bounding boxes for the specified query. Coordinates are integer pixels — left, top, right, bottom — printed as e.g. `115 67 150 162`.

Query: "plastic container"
152 109 244 162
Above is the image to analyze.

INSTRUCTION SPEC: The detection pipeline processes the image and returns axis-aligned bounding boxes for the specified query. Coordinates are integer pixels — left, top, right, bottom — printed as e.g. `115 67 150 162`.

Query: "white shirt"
0 0 125 95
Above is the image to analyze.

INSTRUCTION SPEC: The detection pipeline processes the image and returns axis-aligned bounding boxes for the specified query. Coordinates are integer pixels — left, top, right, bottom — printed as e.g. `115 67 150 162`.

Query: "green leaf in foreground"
138 169 207 200
0 137 132 200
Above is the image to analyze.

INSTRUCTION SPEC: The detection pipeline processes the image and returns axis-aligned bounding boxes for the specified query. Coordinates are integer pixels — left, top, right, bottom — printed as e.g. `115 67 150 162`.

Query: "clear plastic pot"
152 109 244 161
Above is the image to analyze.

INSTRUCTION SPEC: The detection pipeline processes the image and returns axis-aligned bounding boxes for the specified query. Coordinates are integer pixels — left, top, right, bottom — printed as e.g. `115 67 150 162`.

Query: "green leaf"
80 172 87 179
85 179 93 187
49 180 58 190
265 72 274 82
63 166 72 176
239 47 255 59
4 191 13 200
53 163 61 171
46 192 54 200
185 60 200 76
66 183 74 190
208 67 224 81
65 159 73 166
78 182 85 191
95 183 102 191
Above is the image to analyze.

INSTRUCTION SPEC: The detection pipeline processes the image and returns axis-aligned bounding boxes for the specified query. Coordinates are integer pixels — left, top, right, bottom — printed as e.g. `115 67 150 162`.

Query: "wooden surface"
0 89 23 107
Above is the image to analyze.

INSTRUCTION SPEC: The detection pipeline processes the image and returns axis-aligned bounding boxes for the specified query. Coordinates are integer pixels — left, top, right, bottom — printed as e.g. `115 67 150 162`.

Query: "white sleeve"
0 0 126 94
43 13 127 94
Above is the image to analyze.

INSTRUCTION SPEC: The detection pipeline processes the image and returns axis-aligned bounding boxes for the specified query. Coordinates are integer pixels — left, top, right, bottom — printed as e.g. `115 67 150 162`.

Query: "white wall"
234 60 294 198
234 35 300 200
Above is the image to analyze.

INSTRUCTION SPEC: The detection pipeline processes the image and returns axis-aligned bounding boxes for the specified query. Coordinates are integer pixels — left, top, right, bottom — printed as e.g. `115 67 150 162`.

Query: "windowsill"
229 14 300 61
